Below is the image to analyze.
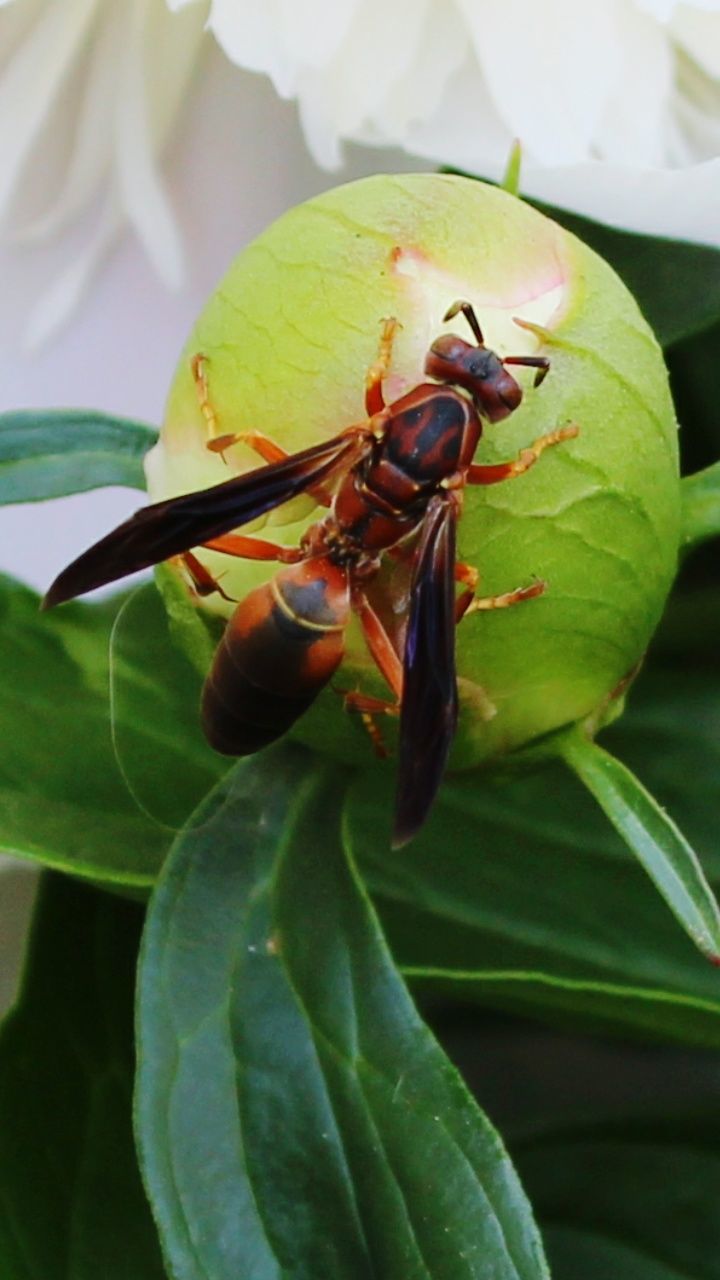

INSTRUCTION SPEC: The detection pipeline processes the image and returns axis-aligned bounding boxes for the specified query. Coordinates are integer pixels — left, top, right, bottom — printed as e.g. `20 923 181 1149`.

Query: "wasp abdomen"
201 558 350 755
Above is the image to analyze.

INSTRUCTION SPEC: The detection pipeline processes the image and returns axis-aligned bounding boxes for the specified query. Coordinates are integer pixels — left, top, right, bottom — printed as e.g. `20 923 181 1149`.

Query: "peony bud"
147 173 680 769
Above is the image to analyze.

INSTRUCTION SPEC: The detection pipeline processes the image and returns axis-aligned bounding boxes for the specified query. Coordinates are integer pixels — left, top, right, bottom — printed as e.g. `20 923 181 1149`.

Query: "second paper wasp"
44 301 578 845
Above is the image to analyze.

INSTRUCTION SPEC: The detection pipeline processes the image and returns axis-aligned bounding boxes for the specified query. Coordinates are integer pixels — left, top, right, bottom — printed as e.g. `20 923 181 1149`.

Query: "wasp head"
424 329 522 422
424 299 551 422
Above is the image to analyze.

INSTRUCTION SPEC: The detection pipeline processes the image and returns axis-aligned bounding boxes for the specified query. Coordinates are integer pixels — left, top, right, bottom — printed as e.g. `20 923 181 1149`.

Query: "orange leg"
176 551 236 603
191 352 302 468
206 427 289 463
191 352 246 460
202 533 303 564
341 589 403 756
453 558 546 619
454 560 479 621
461 579 546 620
365 317 400 417
467 423 579 486
342 692 397 758
190 353 219 441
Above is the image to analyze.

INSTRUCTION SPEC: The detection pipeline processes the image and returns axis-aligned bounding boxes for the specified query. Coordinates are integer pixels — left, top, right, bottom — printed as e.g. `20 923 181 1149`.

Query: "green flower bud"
147 173 680 770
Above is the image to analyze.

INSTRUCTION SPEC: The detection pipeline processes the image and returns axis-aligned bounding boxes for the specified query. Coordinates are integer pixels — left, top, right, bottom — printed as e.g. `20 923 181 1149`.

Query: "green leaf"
0 576 225 885
557 729 720 963
137 747 549 1280
346 657 720 1046
680 460 720 550
0 409 157 504
515 1109 720 1280
0 873 166 1279
442 1011 720 1280
668 322 720 472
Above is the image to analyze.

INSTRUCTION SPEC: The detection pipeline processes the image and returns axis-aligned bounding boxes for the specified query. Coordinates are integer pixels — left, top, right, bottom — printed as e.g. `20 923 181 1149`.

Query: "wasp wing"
43 433 363 608
393 493 458 848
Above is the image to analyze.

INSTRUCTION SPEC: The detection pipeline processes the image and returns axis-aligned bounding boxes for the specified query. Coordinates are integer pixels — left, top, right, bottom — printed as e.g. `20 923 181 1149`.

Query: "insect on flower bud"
147 172 680 773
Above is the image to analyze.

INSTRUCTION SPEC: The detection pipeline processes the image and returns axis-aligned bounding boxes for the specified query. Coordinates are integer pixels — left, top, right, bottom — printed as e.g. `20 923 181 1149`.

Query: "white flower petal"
18 4 123 241
398 47 519 177
0 0 44 60
360 0 467 146
634 0 681 19
459 0 636 164
24 198 122 349
593 6 673 164
523 154 720 247
292 0 434 166
145 0 209 150
0 0 99 221
113 0 186 288
205 0 359 98
671 7 720 79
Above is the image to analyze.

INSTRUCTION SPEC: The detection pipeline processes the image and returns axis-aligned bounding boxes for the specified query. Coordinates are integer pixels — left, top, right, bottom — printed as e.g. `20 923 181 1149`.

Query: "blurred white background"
0 46 423 594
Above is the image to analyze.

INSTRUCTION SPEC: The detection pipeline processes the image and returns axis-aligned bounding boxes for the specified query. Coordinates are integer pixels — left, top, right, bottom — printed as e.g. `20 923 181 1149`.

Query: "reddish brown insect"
43 302 577 845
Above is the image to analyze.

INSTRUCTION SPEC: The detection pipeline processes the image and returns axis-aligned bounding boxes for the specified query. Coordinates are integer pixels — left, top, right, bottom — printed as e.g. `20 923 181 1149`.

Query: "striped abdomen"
201 557 350 755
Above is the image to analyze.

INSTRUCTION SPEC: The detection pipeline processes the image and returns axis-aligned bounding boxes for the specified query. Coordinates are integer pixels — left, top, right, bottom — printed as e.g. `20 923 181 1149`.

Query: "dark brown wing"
393 493 458 848
43 433 364 608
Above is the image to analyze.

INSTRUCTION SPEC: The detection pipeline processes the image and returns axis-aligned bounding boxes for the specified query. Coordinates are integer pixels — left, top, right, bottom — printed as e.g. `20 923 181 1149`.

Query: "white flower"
178 0 720 247
0 0 208 345
4 0 720 349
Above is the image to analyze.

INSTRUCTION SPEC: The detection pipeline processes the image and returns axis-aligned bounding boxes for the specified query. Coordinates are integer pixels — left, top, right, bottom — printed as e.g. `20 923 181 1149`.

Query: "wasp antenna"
443 299 484 346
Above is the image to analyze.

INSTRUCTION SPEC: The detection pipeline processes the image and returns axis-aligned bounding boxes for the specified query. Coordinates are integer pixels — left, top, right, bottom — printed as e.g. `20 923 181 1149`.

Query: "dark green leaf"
346 658 720 1046
0 576 225 885
516 1109 720 1280
0 409 157 504
0 873 166 1279
668 322 720 474
557 730 720 963
444 1014 720 1280
137 747 549 1280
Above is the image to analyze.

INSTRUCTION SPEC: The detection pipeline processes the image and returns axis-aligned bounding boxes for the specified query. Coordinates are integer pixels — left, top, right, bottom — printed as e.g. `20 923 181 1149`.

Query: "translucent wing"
393 493 458 847
44 433 362 608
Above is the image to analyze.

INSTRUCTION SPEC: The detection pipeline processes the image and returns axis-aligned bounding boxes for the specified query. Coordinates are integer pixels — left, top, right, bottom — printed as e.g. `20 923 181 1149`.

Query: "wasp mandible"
44 302 578 845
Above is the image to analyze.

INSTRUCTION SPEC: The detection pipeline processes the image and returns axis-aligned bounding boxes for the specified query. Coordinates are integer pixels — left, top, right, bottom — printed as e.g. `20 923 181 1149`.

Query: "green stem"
680 462 720 551
556 728 720 963
500 139 523 196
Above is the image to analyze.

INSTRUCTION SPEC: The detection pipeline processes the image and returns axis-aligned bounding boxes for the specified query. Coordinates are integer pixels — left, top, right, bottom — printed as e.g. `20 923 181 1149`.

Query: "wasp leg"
176 550 236 602
190 353 225 447
202 533 304 564
454 556 546 619
461 579 546 619
206 427 289 464
190 354 301 470
467 423 579 485
341 589 403 756
365 316 400 417
342 692 399 758
454 560 479 622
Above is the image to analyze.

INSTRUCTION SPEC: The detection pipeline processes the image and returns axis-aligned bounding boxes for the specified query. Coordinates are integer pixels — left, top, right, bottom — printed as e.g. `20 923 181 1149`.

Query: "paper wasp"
44 302 577 845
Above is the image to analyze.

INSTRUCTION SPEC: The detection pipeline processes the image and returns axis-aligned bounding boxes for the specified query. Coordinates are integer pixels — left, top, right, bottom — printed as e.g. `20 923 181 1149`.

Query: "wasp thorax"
153 172 681 775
